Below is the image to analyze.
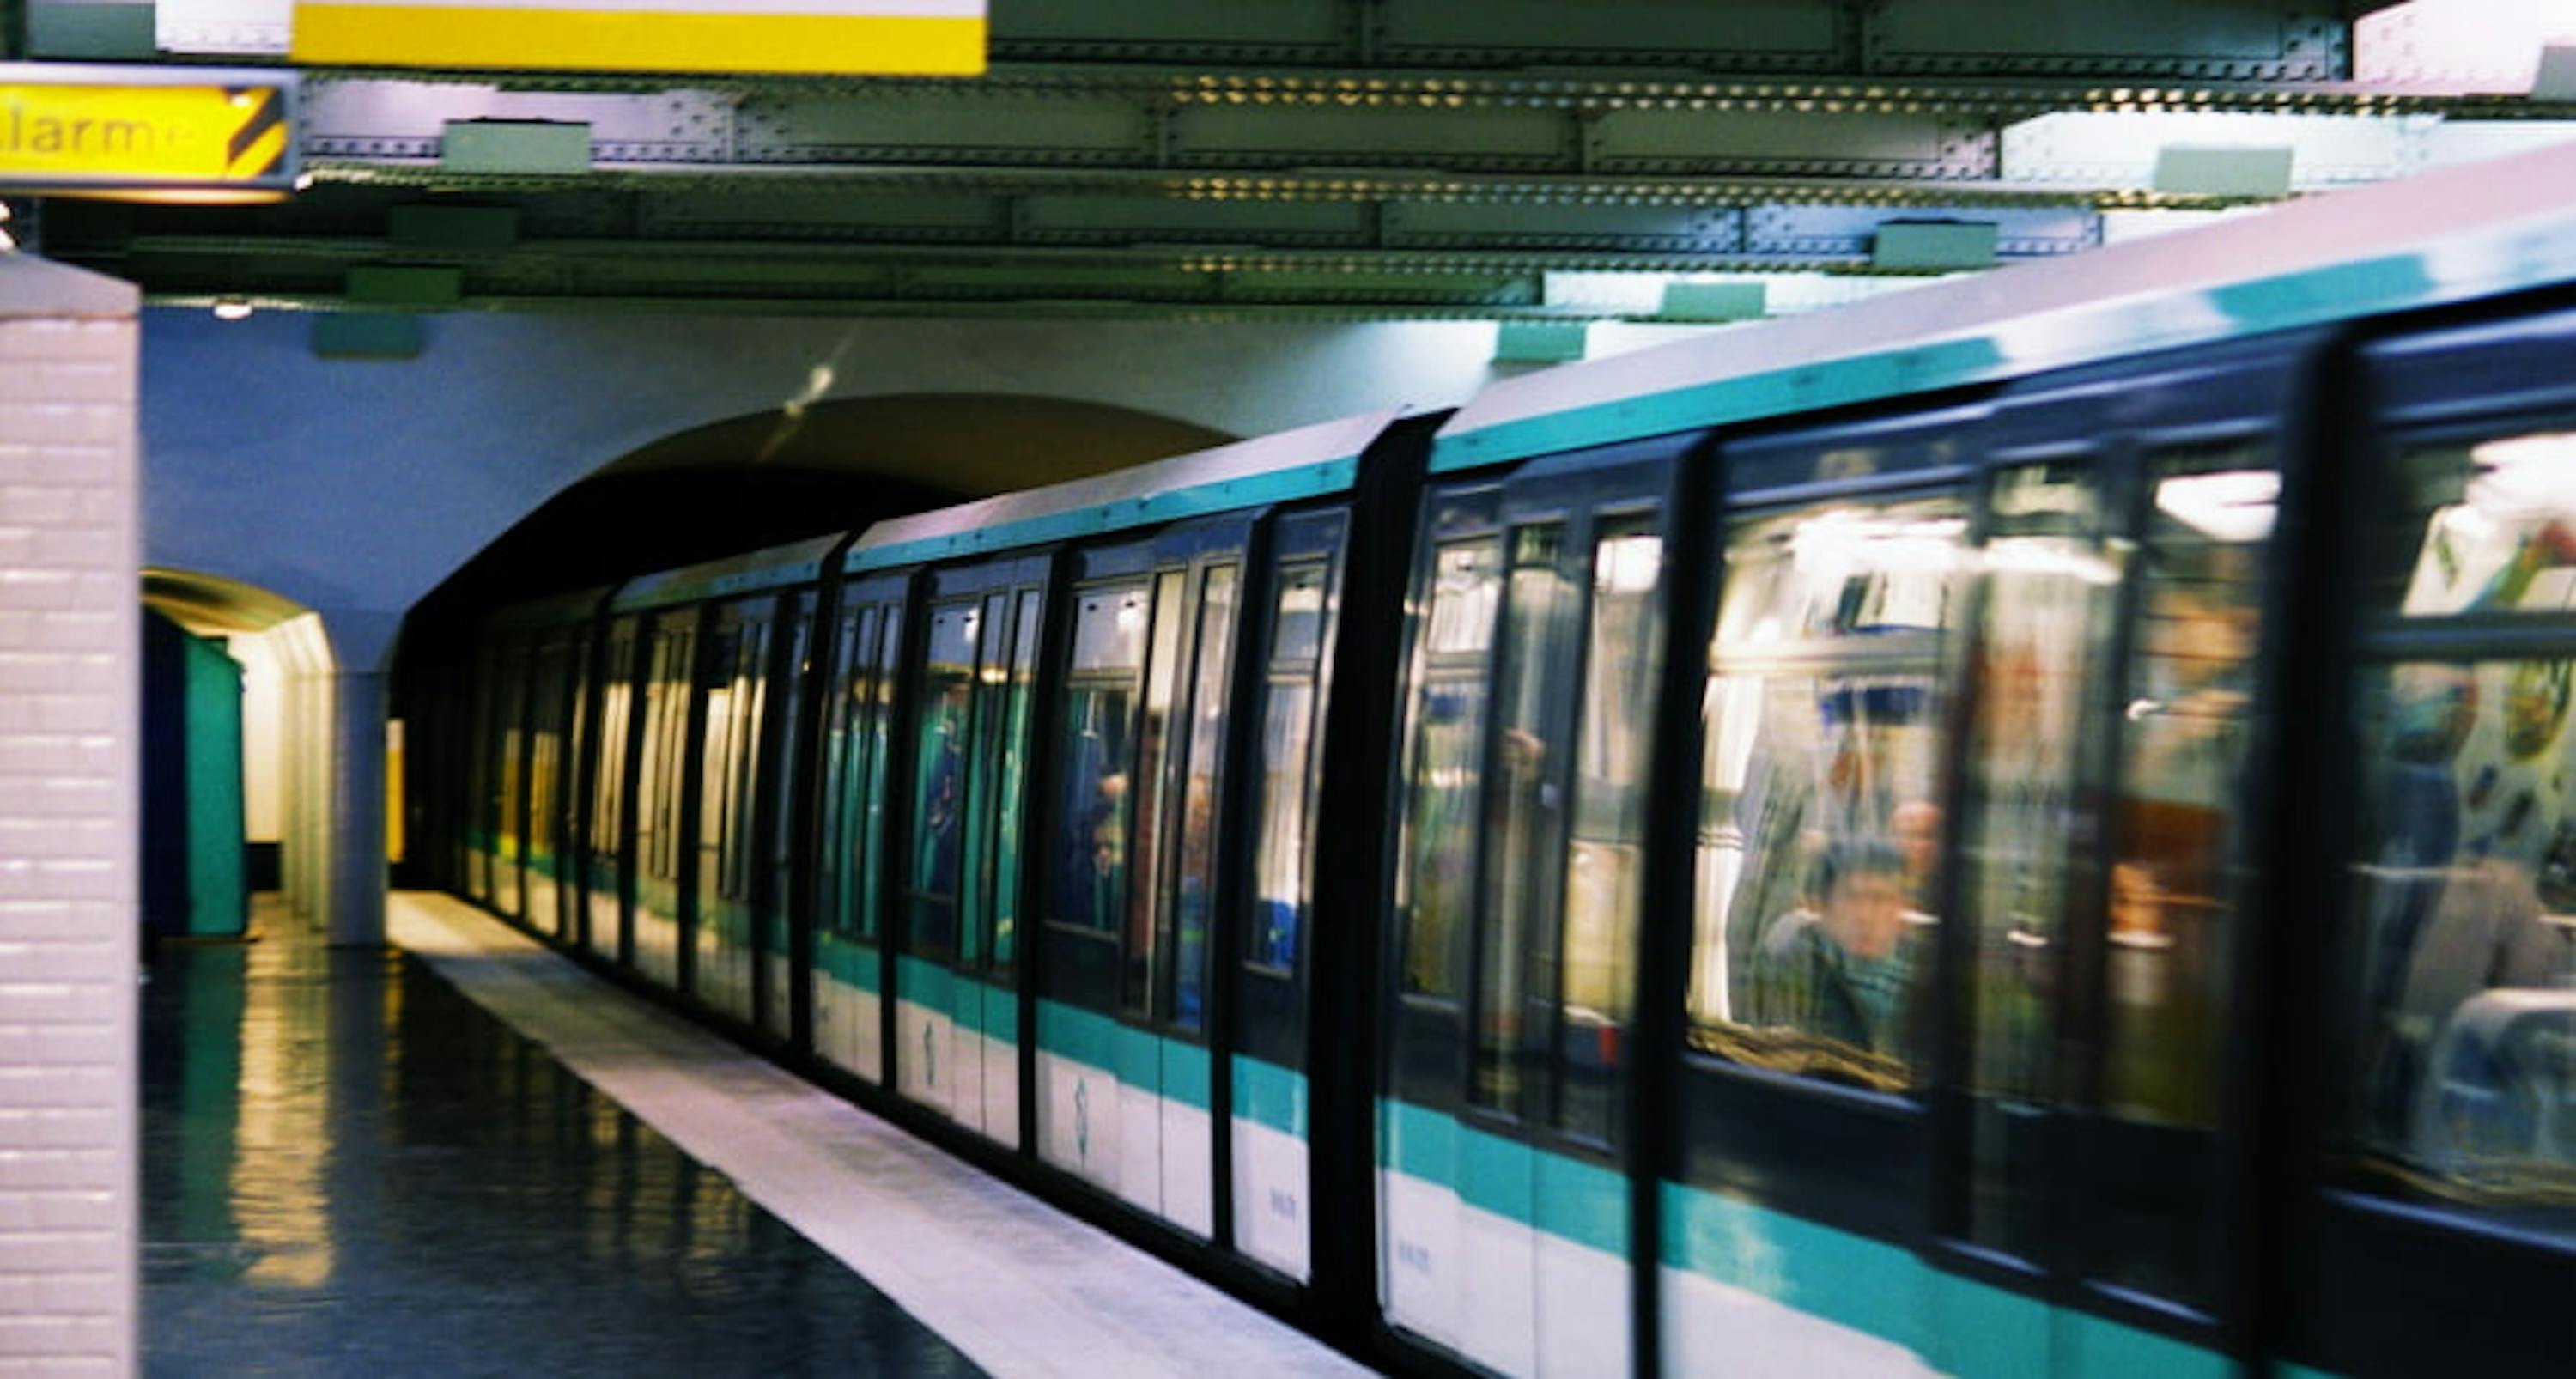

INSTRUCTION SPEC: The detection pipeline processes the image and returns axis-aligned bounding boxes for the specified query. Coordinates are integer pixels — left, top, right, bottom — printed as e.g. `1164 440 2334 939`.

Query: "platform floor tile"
386 892 1370 1379
142 897 979 1376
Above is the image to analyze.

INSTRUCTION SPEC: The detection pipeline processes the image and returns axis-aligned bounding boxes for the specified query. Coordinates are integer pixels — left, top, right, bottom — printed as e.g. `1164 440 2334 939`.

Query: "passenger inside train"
2354 428 2576 1199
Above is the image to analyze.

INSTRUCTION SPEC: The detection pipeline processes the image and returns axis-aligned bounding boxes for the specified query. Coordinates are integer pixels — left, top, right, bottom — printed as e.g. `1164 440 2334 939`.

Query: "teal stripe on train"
1431 222 2576 472
848 459 1358 574
1376 1098 1625 1256
896 958 1023 1041
1233 1056 1306 1138
899 955 955 1018
813 933 881 991
1036 999 1212 1111
1660 1180 2228 1379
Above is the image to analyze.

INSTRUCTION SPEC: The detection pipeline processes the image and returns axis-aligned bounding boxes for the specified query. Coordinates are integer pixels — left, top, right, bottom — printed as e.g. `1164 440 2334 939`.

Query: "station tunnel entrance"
141 571 340 942
414 392 1238 616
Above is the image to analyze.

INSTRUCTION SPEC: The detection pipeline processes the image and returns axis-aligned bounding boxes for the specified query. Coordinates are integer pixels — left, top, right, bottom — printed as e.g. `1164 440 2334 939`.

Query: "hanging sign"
289 0 987 76
0 64 297 198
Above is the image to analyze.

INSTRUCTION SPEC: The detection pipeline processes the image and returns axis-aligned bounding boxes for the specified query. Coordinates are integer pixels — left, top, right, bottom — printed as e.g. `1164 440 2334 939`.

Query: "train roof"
1434 138 2576 473
843 406 1409 575
611 534 849 613
483 584 616 631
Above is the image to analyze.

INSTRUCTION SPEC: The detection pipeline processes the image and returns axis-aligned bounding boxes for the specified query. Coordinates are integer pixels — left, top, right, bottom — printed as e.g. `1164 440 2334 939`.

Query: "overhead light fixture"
2004 111 2412 191
1493 320 1588 365
2154 470 2281 543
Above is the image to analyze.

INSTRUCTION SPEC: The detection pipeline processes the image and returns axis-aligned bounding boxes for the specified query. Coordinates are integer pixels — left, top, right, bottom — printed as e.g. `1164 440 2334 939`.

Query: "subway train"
418 141 2576 1377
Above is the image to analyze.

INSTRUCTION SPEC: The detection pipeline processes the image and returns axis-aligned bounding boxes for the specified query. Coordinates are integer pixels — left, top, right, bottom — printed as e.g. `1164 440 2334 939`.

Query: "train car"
450 408 1433 1324
435 137 2576 1377
1376 138 2576 1377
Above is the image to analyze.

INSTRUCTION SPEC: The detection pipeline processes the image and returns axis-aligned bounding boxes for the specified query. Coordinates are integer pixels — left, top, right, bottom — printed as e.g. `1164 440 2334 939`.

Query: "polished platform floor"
142 893 1361 1377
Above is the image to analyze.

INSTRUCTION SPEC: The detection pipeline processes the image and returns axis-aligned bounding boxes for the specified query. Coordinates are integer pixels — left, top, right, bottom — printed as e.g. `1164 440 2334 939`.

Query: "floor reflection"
140 899 982 1376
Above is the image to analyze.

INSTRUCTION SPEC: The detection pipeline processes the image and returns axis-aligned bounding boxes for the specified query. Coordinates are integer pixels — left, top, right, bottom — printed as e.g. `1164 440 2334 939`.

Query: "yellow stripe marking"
291 8 987 75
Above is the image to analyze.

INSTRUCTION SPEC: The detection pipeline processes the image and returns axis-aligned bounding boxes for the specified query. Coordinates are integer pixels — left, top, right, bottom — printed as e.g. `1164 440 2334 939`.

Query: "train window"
1555 520 1662 1143
1473 524 1576 1119
1169 565 1240 1032
2092 446 2272 1303
1272 564 1327 664
703 616 769 906
2343 415 2576 1242
1397 538 1502 1000
697 624 739 902
764 598 814 919
587 618 639 952
495 640 531 916
1953 461 2109 1260
465 642 500 901
1124 572 1191 1016
1249 562 1334 977
526 635 569 918
908 602 978 957
962 592 1010 967
2346 658 2576 1241
1073 583 1151 671
992 591 1041 968
2369 429 2576 619
1050 582 1146 934
589 619 637 862
818 608 869 939
636 622 696 886
1686 494 1964 1093
861 606 900 945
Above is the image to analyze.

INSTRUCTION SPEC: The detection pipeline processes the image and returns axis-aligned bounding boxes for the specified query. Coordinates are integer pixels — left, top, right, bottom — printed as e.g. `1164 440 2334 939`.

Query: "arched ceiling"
598 391 1237 495
143 568 318 635
408 391 1238 621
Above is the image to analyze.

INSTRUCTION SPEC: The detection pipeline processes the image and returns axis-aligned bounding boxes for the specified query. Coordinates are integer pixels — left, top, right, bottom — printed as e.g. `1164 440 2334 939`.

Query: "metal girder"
42 4 2576 321
1865 1 2346 79
257 1 2346 80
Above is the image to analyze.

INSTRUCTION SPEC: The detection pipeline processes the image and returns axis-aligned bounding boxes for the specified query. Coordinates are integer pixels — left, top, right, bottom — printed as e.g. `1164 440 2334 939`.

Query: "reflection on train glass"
1690 495 1961 1091
2352 428 2576 1236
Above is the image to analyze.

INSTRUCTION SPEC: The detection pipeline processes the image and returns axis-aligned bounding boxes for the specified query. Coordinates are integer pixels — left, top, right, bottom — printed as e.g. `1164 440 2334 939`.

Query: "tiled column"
0 256 141 1375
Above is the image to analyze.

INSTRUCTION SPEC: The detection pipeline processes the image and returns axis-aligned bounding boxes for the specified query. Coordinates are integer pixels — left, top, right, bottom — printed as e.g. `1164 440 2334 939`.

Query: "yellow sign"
0 64 297 196
291 0 986 76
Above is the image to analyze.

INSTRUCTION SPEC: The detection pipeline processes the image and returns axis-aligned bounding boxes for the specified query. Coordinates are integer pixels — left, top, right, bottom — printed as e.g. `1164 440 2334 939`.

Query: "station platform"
140 893 1365 1377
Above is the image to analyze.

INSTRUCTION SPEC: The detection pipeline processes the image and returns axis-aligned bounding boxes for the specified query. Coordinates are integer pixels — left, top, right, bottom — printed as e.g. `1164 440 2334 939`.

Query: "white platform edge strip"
386 892 1364 1379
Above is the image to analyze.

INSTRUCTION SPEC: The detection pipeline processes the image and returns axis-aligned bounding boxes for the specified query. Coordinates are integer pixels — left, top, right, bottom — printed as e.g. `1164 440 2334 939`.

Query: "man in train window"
1752 837 1929 1072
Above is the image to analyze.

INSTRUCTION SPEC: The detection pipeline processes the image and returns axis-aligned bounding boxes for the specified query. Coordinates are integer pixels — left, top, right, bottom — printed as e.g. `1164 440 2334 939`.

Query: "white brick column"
0 256 141 1375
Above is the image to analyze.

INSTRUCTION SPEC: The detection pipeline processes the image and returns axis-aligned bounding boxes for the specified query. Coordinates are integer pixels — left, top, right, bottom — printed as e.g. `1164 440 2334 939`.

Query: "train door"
691 598 772 1024
1228 509 1348 1282
893 557 1046 1143
523 627 575 939
1036 521 1246 1236
1935 348 2301 1376
755 591 817 1042
584 615 641 962
550 618 598 942
1382 448 1678 1377
631 607 702 989
463 638 502 906
813 579 906 1084
2286 306 2576 1375
1662 407 1978 1378
492 635 532 920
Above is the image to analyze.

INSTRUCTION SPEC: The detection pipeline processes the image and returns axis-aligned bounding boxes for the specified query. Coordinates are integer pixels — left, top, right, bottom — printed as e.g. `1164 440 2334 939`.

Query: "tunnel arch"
410 392 1240 625
142 569 344 932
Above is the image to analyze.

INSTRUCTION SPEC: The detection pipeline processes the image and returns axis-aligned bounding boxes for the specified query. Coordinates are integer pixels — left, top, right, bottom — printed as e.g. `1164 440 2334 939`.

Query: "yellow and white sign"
0 64 297 196
290 0 987 76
